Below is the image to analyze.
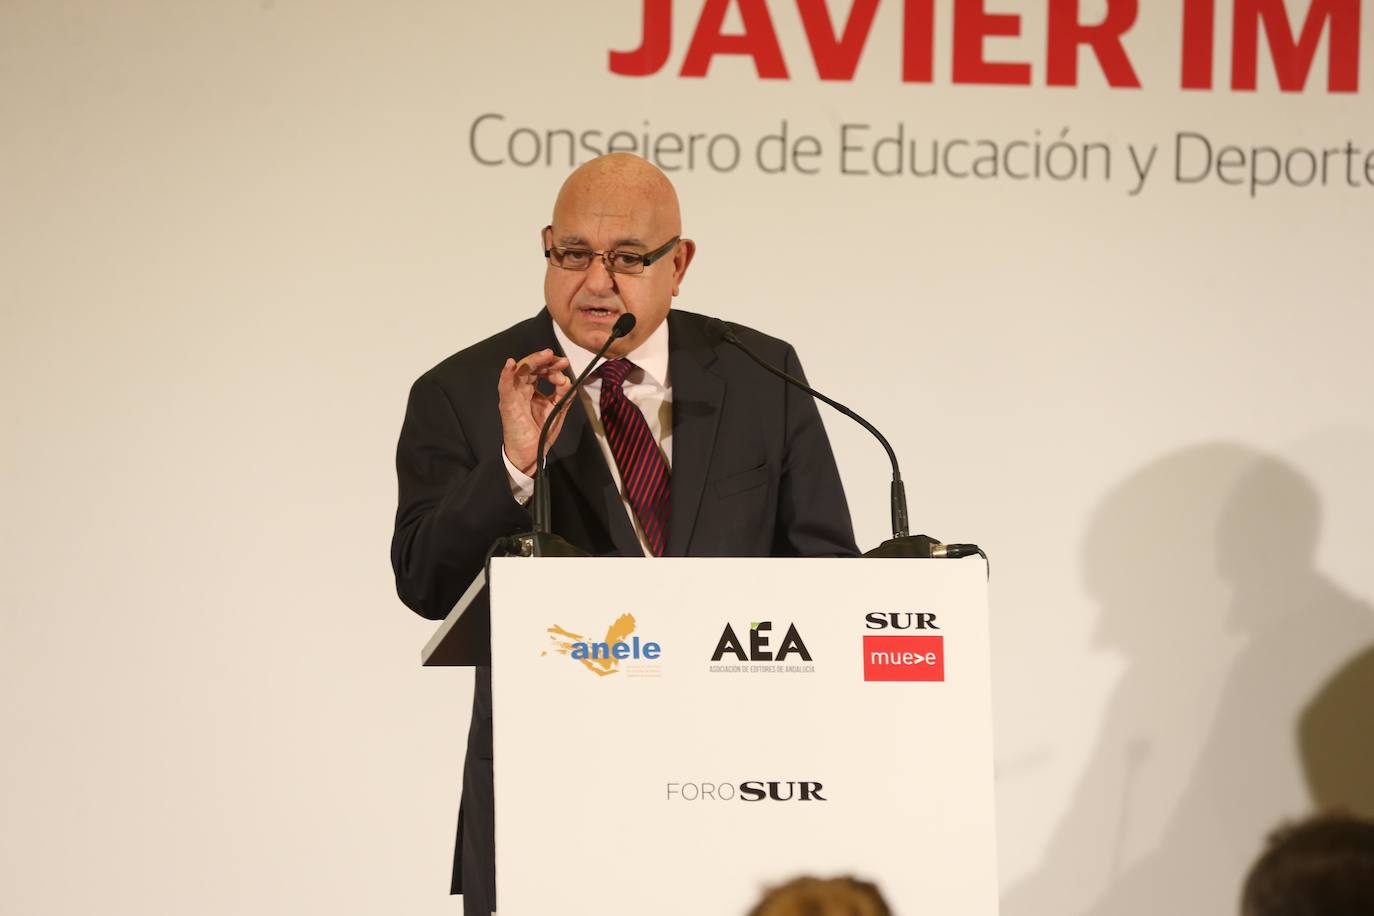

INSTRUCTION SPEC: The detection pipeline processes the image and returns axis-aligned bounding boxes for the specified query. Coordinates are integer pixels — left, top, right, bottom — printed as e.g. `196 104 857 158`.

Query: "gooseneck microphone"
708 317 981 561
520 312 636 557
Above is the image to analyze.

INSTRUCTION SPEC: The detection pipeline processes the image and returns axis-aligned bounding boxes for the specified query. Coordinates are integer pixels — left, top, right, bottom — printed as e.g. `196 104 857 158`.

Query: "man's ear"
671 239 697 296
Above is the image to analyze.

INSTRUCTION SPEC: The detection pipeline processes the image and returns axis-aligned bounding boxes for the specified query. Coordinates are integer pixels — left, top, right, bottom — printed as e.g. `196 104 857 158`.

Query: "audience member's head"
746 875 892 916
1241 813 1374 916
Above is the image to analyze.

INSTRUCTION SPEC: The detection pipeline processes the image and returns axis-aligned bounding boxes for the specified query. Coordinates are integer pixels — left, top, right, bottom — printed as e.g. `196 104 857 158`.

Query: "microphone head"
611 312 637 339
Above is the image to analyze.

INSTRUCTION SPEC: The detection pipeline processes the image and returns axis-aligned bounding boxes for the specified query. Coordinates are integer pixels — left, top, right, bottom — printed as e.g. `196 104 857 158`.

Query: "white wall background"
3 1 1372 914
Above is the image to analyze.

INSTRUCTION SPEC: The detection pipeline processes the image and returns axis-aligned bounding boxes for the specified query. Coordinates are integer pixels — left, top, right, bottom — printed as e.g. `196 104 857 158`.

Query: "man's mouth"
578 306 619 319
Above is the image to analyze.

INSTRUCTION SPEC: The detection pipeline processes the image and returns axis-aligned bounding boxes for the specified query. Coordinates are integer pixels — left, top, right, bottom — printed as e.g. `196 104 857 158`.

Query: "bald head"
552 153 682 239
542 154 695 357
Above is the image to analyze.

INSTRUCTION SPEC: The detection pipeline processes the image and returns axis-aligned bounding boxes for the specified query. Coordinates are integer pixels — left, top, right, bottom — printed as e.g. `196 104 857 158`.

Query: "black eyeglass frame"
542 225 681 275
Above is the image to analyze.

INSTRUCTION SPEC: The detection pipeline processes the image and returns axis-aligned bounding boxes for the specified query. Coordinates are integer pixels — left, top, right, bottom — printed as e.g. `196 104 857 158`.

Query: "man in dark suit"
391 153 857 915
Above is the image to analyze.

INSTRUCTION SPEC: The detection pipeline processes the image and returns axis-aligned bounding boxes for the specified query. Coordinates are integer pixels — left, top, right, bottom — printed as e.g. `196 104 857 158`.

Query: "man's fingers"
497 357 519 394
505 352 571 432
528 359 571 384
514 349 565 376
531 387 564 413
545 402 568 442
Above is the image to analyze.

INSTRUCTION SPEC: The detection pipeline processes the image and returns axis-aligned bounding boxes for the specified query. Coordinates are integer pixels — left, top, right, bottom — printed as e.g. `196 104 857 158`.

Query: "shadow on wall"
1004 444 1374 916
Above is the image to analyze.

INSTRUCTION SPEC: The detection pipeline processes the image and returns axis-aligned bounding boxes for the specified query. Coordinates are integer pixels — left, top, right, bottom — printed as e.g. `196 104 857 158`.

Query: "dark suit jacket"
390 308 857 911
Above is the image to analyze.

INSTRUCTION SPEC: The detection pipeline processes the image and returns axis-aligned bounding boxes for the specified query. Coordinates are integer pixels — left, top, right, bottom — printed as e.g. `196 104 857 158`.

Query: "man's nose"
584 254 618 293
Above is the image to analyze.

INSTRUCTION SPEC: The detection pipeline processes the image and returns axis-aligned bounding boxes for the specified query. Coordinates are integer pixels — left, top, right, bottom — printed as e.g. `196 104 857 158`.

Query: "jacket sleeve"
772 345 861 558
390 374 531 620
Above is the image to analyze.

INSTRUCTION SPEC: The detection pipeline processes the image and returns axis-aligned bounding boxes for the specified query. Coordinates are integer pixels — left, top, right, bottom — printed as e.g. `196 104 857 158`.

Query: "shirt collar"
551 313 671 389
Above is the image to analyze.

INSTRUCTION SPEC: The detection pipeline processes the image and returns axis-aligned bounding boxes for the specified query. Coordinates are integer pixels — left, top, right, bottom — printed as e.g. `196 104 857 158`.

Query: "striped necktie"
597 358 670 556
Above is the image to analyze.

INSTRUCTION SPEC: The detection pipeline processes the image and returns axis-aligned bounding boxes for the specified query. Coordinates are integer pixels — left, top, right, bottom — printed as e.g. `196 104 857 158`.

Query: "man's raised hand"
498 349 573 476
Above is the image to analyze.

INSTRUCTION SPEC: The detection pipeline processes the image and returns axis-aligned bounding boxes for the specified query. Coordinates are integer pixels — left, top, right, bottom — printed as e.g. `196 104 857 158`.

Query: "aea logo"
711 620 811 662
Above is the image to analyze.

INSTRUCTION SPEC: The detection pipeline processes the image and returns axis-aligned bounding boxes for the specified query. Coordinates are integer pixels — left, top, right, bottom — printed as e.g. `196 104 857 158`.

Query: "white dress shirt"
503 317 673 557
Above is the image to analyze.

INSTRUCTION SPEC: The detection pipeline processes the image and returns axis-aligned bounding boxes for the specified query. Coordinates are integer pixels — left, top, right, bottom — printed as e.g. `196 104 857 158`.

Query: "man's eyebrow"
556 235 648 250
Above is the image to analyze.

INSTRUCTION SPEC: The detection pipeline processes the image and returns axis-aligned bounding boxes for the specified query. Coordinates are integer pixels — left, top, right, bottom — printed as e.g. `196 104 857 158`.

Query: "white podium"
429 556 997 915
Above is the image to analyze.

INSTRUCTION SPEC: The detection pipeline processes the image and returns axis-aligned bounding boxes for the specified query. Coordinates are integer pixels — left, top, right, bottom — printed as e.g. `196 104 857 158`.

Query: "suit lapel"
666 311 725 557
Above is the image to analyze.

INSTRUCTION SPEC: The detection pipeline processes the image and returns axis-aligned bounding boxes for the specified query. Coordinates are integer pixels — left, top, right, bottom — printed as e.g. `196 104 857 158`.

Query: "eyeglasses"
543 226 680 276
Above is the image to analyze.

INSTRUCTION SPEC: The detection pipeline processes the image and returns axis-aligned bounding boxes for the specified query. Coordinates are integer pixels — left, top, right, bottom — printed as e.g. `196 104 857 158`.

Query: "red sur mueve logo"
864 635 944 682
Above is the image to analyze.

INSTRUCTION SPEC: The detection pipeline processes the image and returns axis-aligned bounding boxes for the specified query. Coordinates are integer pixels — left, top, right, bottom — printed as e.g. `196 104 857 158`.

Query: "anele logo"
864 635 944 682
666 781 827 802
865 611 940 630
542 613 662 678
711 620 811 662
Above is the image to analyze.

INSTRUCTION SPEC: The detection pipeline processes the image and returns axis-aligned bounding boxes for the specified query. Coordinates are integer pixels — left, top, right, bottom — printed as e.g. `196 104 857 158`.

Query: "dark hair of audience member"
746 875 892 916
1241 813 1374 916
